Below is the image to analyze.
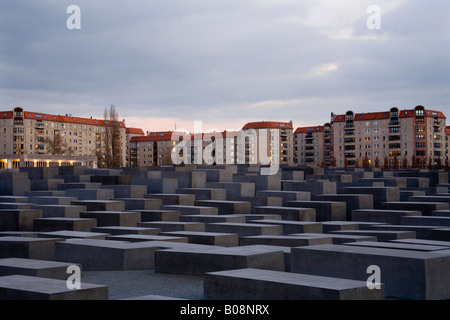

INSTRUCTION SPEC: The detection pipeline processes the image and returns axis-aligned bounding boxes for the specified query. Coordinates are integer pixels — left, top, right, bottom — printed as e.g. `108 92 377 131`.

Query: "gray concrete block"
179 214 246 224
57 182 102 191
137 221 205 232
282 180 336 195
292 233 377 244
344 241 450 252
0 236 59 260
54 239 165 270
195 200 251 215
30 205 85 218
291 244 450 299
313 194 373 220
401 216 450 227
176 188 227 201
155 245 285 275
232 172 281 191
0 275 108 300
90 226 160 235
338 186 399 208
204 268 384 300
352 209 422 225
240 234 332 247
328 230 416 242
366 224 440 240
248 219 322 234
145 193 195 206
160 231 239 247
322 221 360 233
100 185 147 198
37 231 108 240
130 209 181 222
0 209 43 231
33 218 97 232
70 200 125 212
0 196 28 203
0 258 81 280
80 211 140 227
161 205 218 216
253 206 315 222
205 182 255 199
105 234 188 243
205 222 283 237
27 196 78 206
114 198 162 211
429 228 450 241
256 190 311 205
287 200 346 222
64 188 114 200
381 201 449 216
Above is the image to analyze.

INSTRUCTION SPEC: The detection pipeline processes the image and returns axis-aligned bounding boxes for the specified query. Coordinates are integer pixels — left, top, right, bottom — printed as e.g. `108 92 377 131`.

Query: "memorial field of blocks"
1 164 450 300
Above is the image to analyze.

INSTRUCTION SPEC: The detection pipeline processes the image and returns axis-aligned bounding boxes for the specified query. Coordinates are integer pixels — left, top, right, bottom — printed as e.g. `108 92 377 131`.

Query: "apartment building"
125 127 145 166
242 121 294 166
0 107 127 168
294 126 325 166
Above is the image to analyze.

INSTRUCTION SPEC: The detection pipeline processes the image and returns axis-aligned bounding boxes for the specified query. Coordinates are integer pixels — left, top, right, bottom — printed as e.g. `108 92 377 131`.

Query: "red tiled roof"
0 110 126 128
126 127 145 135
446 126 450 135
242 121 293 130
333 108 446 122
0 111 13 119
295 126 324 134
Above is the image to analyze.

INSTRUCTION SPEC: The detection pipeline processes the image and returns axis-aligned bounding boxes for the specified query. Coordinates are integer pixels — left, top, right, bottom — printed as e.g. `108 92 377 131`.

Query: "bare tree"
44 133 74 156
97 105 122 168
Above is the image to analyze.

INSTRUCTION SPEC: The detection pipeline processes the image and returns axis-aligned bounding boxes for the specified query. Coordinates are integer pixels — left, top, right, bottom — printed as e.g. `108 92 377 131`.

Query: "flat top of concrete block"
197 200 251 204
206 268 377 290
0 236 62 243
322 221 360 226
286 233 334 239
34 217 96 221
391 239 450 247
81 211 137 215
343 241 450 251
292 244 450 259
296 233 377 241
92 226 158 231
330 230 415 236
106 235 189 242
0 232 39 237
0 275 107 293
0 258 79 269
254 206 314 210
249 219 320 226
161 244 285 255
38 231 109 238
209 222 282 228
60 238 166 249
73 200 123 204
161 231 238 237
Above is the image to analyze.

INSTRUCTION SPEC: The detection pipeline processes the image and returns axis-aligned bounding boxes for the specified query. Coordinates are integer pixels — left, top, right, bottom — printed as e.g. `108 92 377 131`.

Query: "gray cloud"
0 0 448 129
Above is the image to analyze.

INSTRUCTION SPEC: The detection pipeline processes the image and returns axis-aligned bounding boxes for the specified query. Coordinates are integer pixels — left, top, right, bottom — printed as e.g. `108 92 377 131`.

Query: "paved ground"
82 270 204 300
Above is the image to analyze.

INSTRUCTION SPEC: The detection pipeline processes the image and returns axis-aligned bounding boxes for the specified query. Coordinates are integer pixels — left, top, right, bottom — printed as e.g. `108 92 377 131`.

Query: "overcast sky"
1 0 449 132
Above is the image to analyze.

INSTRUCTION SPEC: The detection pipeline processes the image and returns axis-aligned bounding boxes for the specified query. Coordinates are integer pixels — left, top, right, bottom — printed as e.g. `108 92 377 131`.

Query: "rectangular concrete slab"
0 258 81 280
291 244 450 299
204 268 385 300
0 275 108 300
155 245 285 275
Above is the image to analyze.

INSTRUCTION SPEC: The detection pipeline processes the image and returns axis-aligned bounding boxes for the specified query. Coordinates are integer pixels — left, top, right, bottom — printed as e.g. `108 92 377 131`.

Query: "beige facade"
242 121 294 166
0 107 127 167
294 126 325 166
